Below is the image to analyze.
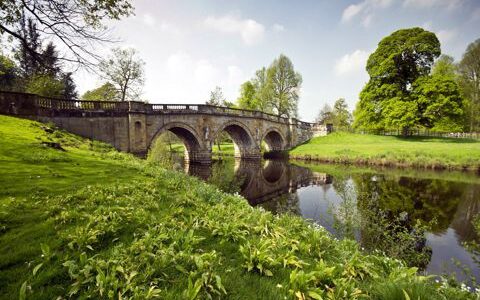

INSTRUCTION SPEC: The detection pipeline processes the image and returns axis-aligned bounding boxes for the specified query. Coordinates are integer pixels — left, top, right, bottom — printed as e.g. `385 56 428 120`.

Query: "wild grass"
290 132 480 171
0 115 476 299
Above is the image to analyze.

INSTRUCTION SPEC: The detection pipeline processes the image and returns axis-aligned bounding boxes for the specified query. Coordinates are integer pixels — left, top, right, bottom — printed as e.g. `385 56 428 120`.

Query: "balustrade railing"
0 91 315 126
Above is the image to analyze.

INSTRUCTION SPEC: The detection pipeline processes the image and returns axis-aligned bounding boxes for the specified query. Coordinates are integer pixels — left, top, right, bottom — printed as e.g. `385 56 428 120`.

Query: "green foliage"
237 81 258 110
99 47 145 102
317 99 352 129
354 27 465 132
82 82 120 101
236 54 301 117
458 39 480 132
267 54 302 118
25 74 65 98
0 53 17 90
412 73 464 131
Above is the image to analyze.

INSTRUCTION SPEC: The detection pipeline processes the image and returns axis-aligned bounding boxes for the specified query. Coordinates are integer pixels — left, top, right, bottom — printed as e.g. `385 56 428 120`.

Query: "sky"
73 0 480 122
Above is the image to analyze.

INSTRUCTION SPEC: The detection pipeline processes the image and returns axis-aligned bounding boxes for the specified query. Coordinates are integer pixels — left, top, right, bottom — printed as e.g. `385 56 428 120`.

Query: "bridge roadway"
0 91 314 164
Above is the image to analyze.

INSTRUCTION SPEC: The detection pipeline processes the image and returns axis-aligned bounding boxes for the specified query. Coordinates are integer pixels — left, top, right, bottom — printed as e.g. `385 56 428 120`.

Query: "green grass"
168 142 235 156
0 115 475 299
290 132 480 171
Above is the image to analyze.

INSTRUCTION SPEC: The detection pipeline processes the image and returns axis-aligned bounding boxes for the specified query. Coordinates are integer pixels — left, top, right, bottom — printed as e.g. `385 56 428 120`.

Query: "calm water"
175 157 480 283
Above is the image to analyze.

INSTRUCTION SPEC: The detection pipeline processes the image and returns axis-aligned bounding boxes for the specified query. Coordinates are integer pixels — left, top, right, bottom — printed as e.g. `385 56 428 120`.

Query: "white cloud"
163 52 245 102
334 50 370 76
341 0 394 27
342 3 365 22
362 14 373 27
403 0 462 9
227 65 244 86
166 52 192 75
143 13 156 26
272 23 285 32
204 15 265 45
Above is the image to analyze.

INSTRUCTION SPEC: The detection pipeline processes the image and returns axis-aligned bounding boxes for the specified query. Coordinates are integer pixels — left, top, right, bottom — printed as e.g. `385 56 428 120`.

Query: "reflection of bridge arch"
262 127 286 151
213 120 259 159
262 159 286 184
150 122 204 163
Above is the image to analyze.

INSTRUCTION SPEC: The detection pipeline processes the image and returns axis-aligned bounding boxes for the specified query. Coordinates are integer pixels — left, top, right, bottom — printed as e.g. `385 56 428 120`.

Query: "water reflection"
180 157 480 282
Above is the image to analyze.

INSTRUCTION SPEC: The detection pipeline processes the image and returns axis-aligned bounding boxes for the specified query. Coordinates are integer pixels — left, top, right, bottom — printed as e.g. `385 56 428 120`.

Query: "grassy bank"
0 115 475 299
290 132 480 171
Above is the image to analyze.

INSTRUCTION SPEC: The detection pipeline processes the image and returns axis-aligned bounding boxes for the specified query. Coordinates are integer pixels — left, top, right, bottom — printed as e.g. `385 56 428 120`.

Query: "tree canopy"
354 27 464 133
99 48 145 102
82 83 119 101
236 54 301 118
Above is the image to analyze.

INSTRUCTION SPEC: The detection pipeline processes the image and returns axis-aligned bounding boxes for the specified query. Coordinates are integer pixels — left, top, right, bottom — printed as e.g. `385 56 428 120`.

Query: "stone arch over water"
262 127 286 152
214 121 259 159
150 122 206 163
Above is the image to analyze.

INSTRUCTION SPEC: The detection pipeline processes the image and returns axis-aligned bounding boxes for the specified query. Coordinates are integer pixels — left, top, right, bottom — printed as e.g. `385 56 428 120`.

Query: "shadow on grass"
392 135 480 144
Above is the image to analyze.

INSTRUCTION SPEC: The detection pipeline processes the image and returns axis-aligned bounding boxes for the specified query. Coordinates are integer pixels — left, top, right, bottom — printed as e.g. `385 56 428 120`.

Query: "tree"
14 17 41 79
25 74 65 98
316 104 334 124
206 86 226 106
0 0 133 68
237 81 257 110
354 28 463 133
61 72 78 100
82 82 119 101
432 55 456 77
411 73 464 132
266 54 302 118
458 39 480 132
236 68 273 113
99 48 145 102
332 98 352 128
0 53 18 90
252 67 273 113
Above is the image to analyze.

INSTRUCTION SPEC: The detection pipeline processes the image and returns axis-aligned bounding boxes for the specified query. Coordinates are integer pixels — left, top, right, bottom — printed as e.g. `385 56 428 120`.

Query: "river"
172 157 480 283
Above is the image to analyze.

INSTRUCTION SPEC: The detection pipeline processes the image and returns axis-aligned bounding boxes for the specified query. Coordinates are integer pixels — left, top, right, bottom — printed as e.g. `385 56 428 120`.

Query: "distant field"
290 132 480 171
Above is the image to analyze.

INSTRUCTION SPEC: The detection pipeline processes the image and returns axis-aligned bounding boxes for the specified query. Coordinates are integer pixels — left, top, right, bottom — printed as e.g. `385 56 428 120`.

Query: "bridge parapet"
0 91 314 127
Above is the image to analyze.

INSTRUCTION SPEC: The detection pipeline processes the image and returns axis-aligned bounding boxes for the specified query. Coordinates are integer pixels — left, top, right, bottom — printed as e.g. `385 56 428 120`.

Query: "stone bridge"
0 91 314 163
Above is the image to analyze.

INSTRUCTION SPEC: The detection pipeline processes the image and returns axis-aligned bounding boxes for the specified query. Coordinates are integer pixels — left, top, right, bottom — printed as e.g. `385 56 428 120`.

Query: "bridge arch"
213 120 259 159
262 127 286 152
150 122 207 163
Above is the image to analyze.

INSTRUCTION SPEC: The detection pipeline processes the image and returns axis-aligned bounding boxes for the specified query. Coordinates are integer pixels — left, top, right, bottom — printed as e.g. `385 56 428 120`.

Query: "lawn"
0 115 474 299
290 132 480 171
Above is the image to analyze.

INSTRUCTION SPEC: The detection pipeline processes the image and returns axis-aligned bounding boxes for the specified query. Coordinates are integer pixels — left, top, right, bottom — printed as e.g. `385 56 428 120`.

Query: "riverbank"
0 115 475 299
289 132 480 171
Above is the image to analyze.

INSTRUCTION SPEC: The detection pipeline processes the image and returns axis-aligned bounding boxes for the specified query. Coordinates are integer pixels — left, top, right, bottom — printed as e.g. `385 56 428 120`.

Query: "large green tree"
458 39 480 132
236 55 301 118
354 27 464 133
267 54 302 118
